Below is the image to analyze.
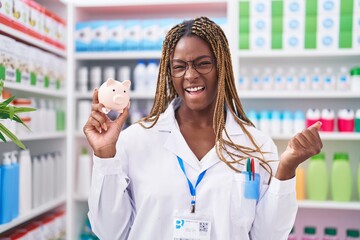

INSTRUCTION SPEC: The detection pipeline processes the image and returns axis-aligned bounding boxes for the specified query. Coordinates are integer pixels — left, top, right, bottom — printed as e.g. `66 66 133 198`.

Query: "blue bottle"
0 152 14 224
11 151 19 219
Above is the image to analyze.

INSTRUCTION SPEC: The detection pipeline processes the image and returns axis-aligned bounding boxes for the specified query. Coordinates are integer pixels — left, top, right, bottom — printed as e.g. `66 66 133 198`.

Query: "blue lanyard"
177 156 207 213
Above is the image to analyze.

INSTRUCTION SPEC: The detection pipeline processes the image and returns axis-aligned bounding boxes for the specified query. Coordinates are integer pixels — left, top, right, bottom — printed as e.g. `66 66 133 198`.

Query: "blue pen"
247 158 251 181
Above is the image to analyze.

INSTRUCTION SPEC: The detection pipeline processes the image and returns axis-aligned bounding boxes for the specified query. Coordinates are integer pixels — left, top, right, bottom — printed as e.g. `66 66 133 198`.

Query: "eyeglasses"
169 56 215 78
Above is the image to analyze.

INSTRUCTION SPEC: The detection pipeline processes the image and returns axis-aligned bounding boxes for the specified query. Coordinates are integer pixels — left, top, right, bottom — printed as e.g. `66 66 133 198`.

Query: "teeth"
186 86 204 92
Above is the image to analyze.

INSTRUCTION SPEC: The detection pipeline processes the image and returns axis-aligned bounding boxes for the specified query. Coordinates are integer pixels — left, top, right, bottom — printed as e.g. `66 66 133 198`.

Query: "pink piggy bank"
98 78 131 114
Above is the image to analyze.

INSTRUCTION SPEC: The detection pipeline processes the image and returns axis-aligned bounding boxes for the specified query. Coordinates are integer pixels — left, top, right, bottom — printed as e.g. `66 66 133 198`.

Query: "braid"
139 17 273 180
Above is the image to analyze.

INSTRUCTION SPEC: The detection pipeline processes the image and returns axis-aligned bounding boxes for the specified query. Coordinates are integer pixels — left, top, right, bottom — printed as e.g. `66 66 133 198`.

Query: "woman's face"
170 36 218 113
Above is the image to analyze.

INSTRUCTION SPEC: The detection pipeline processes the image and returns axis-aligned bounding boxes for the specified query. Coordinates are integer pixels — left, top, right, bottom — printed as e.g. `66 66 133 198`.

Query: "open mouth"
185 86 205 94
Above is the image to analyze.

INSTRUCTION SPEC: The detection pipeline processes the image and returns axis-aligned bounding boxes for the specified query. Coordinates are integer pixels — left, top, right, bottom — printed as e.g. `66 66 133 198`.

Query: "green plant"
0 79 36 149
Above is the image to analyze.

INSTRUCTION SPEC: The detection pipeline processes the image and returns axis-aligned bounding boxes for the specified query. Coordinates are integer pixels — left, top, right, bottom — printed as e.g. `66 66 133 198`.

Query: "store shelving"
75 51 162 60
0 19 66 58
298 200 360 210
0 196 65 234
3 82 66 98
271 133 360 141
239 91 360 99
16 132 67 141
75 91 155 100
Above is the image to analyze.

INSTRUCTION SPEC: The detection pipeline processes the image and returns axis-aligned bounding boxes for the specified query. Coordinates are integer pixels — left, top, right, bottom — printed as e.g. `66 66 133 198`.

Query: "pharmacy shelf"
75 51 162 60
272 133 360 141
239 91 360 99
75 91 155 100
0 132 67 144
0 21 66 58
74 0 226 7
17 132 67 141
73 194 88 202
298 200 360 210
0 196 66 234
238 50 360 59
3 82 66 98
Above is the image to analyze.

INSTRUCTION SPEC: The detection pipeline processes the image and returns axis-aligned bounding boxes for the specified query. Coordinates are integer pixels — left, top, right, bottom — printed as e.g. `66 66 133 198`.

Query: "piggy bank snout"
113 94 129 104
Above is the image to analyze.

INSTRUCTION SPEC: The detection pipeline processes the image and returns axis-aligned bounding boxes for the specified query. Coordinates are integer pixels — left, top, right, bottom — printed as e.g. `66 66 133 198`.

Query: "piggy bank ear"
106 78 117 87
122 80 131 89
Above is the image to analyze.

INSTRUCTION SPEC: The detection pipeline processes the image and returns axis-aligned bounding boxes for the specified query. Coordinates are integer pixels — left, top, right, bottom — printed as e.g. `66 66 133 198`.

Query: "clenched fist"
276 121 323 180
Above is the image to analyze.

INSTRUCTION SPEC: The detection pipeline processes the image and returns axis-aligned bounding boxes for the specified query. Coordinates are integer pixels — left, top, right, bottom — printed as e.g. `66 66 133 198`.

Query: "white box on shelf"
318 0 340 16
284 0 305 17
250 0 270 17
283 33 304 50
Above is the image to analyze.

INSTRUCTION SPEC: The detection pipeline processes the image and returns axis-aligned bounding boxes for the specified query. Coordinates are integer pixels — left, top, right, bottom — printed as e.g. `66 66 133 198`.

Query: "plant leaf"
13 107 36 113
0 131 6 142
0 123 26 149
8 105 14 119
0 96 16 108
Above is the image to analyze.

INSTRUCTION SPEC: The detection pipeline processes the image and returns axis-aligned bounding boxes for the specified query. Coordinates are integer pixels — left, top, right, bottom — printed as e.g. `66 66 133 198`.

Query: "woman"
84 17 322 240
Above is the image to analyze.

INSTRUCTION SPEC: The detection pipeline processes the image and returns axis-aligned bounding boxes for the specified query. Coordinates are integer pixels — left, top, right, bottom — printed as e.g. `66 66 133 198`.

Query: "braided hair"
139 16 273 178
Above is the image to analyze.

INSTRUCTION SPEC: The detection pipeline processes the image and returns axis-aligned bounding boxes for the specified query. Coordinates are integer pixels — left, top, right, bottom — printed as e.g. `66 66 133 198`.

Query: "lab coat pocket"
230 173 257 231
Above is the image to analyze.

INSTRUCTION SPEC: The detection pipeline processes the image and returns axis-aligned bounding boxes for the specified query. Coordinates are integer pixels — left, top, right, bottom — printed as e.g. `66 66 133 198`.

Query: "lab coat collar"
156 100 244 171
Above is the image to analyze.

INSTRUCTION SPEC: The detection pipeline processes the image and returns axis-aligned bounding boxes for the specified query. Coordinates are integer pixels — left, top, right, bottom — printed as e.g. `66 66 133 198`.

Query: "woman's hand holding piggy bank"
98 78 131 114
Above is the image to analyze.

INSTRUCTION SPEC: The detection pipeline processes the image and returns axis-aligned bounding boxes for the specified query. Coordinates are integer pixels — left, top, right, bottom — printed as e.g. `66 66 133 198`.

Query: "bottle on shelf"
350 66 360 93
358 160 360 201
286 67 297 90
270 110 281 135
90 66 102 90
262 67 273 90
307 152 328 201
274 67 285 90
250 67 261 90
331 152 352 201
0 152 14 224
323 67 336 91
323 227 339 240
282 111 293 135
299 67 310 90
302 226 317 240
76 147 92 198
11 150 19 220
259 110 270 134
293 110 305 133
337 66 350 91
118 66 131 83
337 109 355 132
320 108 335 132
306 108 321 128
296 165 306 200
355 109 360 132
146 59 158 95
133 60 146 93
238 68 250 90
19 149 32 215
78 66 89 93
311 67 322 91
346 229 360 240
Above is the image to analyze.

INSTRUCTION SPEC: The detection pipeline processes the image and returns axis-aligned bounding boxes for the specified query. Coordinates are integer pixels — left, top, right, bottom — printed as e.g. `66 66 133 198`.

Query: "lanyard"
177 156 207 214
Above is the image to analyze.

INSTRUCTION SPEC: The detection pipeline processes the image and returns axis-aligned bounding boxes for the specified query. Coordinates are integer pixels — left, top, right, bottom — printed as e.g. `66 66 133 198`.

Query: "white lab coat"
88 100 298 240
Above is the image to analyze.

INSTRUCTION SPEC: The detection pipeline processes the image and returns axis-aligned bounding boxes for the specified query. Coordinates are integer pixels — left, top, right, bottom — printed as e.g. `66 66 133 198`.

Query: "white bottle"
286 67 298 90
294 110 306 133
118 66 131 82
104 66 116 80
238 68 250 90
40 154 47 204
298 67 310 90
282 111 294 134
323 67 336 90
133 60 147 93
48 100 56 132
90 66 102 90
337 66 350 91
76 148 92 198
311 67 322 90
47 153 55 201
39 99 47 133
274 67 286 90
146 60 158 94
259 110 270 134
32 156 41 208
250 67 261 90
19 149 32 214
270 110 281 135
29 98 39 134
262 67 274 90
78 67 88 92
247 110 258 128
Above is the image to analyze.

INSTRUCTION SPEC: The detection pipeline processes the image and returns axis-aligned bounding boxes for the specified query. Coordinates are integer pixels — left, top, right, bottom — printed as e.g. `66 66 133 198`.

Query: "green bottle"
346 229 360 239
307 153 328 201
331 152 352 201
303 226 317 240
324 227 338 239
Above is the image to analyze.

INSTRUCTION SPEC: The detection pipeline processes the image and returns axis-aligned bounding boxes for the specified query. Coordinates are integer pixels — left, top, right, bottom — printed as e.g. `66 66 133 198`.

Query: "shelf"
272 133 360 141
75 91 155 100
75 51 162 60
0 19 66 58
0 196 66 234
238 50 360 59
298 200 360 210
73 194 88 202
17 132 67 141
3 82 66 98
75 0 226 7
239 91 360 99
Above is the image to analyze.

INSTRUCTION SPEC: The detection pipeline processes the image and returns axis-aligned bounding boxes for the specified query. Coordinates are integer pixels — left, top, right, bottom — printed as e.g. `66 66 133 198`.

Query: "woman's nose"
184 65 199 81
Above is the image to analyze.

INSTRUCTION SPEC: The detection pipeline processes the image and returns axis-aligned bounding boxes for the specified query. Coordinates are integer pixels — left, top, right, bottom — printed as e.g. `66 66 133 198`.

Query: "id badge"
173 212 211 240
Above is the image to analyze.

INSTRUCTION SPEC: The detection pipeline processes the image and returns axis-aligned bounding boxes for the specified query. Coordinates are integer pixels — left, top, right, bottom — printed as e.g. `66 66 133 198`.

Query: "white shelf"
75 91 155 100
75 51 162 60
298 200 360 210
238 50 360 59
75 0 226 7
239 91 360 99
3 82 66 98
73 194 88 202
272 133 360 141
17 132 67 141
0 23 66 58
0 196 66 234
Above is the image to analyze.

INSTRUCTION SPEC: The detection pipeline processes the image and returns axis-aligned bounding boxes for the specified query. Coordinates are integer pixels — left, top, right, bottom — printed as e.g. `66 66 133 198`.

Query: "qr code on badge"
199 222 209 233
